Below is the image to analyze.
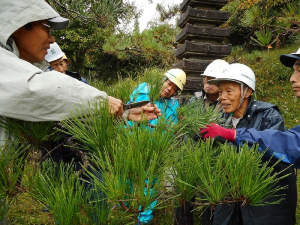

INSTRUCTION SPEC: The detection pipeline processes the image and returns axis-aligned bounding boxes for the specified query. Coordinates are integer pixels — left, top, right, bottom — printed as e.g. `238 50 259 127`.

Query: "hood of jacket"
0 0 60 48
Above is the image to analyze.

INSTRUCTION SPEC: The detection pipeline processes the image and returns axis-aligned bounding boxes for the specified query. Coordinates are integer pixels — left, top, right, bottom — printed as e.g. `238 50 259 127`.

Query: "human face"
50 58 68 74
218 81 242 113
160 79 179 98
203 76 219 95
12 21 55 63
290 60 300 98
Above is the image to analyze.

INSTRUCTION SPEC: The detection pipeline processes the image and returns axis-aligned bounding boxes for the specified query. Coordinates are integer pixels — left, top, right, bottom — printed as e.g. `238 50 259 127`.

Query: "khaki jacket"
0 0 107 144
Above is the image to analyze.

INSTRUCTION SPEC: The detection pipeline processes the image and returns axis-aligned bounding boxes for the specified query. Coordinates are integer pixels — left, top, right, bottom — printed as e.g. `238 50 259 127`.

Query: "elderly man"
201 48 300 167
200 49 300 225
176 62 297 225
188 59 229 111
0 0 161 144
200 63 296 225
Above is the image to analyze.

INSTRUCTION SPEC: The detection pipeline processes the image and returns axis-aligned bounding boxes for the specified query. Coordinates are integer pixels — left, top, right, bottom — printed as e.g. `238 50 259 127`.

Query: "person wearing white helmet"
188 59 229 111
45 42 89 84
208 63 256 125
198 63 296 225
174 60 228 225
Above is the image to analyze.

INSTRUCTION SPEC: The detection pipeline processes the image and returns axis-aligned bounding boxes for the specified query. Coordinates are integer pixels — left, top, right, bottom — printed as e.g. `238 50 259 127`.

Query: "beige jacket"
0 0 107 144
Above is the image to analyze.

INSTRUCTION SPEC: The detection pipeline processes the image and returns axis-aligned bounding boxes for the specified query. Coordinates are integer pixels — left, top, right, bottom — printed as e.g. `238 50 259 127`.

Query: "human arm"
235 126 300 168
0 48 163 122
200 123 300 168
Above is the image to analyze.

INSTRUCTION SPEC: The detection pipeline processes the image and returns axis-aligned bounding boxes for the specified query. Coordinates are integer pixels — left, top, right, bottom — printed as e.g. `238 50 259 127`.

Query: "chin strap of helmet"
233 83 249 115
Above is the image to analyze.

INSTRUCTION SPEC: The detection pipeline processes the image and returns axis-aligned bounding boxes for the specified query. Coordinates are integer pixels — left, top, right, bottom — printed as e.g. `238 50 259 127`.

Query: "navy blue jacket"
236 124 300 168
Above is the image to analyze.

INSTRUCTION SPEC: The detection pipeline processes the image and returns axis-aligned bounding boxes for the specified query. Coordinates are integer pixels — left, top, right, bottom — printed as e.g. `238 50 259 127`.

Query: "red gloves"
200 123 236 142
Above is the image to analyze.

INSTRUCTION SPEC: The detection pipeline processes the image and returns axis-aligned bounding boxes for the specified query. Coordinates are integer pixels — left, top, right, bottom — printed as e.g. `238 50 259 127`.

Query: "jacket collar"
243 96 257 121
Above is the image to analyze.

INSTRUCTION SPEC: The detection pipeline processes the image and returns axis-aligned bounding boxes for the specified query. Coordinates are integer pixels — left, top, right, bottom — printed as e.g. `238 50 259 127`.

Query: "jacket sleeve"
0 49 107 122
235 126 300 168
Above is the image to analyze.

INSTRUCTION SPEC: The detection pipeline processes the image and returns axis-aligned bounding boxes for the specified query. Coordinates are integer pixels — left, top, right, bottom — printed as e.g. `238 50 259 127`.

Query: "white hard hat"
164 69 186 91
45 42 65 62
201 59 229 78
208 63 256 92
280 47 300 68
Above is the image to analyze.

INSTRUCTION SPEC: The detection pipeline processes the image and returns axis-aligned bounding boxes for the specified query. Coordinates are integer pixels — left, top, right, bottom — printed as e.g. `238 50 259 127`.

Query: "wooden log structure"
173 0 232 104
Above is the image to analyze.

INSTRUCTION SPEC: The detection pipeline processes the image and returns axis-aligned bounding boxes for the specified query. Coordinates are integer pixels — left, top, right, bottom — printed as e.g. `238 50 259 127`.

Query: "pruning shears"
123 100 150 111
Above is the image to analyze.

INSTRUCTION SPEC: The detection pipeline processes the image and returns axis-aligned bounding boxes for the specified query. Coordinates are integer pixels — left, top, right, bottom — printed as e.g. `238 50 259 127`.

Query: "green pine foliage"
223 0 300 48
0 141 27 221
139 68 165 104
171 140 288 210
176 100 224 139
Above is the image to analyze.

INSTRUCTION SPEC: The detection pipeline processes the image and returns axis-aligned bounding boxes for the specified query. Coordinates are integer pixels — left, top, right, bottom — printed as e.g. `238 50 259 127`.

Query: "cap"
45 42 65 62
280 48 300 68
47 16 69 30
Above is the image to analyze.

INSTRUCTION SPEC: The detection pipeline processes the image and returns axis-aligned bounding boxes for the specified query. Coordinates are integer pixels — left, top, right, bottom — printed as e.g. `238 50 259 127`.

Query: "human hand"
127 104 162 122
200 123 236 142
108 96 123 117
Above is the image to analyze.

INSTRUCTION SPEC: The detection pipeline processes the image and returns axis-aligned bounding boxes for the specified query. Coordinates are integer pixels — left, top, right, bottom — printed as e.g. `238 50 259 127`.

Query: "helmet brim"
200 73 217 78
168 76 183 91
280 54 300 68
47 16 69 30
207 78 234 86
208 78 255 92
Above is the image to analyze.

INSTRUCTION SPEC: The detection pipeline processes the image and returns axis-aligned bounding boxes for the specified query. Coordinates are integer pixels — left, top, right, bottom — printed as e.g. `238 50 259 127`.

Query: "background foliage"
47 0 178 81
223 0 300 50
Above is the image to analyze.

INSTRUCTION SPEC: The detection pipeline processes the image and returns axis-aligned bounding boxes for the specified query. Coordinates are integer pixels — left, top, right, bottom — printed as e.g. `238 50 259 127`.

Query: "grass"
9 193 54 224
7 42 300 224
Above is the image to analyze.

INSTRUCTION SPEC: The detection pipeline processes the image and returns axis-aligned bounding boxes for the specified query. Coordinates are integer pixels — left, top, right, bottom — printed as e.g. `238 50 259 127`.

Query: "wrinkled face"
203 76 219 95
160 79 179 98
12 21 55 63
218 81 242 113
50 57 68 74
290 60 300 98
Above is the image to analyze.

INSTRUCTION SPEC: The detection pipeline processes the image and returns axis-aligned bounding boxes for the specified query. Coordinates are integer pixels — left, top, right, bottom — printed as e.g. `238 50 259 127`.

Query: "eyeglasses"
39 22 54 37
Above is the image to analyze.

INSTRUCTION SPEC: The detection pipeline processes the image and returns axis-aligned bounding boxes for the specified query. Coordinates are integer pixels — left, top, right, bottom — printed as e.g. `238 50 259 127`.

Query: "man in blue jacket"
128 68 186 128
200 47 300 168
128 68 186 224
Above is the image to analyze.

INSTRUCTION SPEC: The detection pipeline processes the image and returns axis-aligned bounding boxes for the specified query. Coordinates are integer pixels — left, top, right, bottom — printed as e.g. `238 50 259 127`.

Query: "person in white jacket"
0 0 161 144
